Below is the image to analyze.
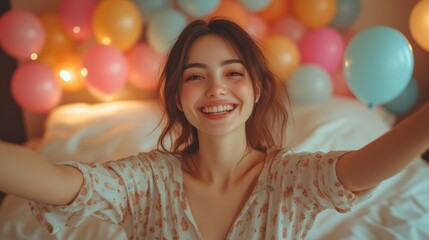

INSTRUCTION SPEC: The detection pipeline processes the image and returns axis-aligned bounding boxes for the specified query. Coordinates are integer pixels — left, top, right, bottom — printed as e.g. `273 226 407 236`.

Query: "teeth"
202 104 234 114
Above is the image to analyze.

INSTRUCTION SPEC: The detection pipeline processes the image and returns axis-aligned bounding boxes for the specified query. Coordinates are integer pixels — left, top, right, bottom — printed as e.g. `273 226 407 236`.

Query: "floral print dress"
29 149 371 239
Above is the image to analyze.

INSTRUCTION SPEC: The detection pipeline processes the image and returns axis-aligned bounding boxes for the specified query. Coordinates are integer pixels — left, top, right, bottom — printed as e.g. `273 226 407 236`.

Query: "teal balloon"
147 9 187 54
177 0 220 18
287 64 333 105
331 0 361 30
383 78 419 115
133 0 173 21
343 26 414 105
240 0 271 11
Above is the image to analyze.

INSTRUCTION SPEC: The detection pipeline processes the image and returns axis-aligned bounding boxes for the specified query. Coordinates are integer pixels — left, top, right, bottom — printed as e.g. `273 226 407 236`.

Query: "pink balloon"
59 0 97 41
270 17 306 42
331 67 354 98
11 63 62 113
0 10 45 60
82 44 128 94
125 43 163 91
245 13 268 40
299 27 345 72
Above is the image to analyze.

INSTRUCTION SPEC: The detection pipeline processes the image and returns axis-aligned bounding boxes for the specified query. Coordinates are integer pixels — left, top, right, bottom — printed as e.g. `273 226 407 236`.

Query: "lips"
198 103 238 116
200 104 235 114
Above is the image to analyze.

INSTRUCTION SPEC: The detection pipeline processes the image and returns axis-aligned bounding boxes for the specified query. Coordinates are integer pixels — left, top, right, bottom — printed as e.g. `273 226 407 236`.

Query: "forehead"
186 35 240 64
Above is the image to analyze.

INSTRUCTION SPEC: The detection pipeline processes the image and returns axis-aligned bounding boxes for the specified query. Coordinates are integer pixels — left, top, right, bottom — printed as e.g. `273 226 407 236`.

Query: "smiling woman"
158 19 287 158
179 35 257 134
1 18 429 240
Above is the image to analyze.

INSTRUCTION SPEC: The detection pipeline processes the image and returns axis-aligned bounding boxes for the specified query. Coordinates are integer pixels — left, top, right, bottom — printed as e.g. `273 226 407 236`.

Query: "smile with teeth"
200 104 237 114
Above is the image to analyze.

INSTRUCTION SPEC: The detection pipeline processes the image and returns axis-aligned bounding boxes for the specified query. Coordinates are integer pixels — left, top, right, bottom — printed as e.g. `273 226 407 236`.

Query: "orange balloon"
410 0 429 51
257 0 291 24
54 51 85 91
263 35 300 81
206 1 247 28
92 0 143 51
293 0 336 29
37 13 74 67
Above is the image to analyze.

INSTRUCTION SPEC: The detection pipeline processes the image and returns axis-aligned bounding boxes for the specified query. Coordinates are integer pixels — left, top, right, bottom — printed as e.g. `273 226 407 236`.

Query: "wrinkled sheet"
1 98 428 240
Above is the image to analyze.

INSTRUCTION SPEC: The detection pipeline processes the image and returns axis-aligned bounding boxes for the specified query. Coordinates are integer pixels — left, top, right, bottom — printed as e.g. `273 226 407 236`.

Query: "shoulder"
135 150 181 174
91 150 180 177
136 150 180 164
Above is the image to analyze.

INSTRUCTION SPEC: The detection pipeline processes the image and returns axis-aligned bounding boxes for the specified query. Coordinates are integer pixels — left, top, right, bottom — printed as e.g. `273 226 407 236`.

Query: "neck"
191 129 256 187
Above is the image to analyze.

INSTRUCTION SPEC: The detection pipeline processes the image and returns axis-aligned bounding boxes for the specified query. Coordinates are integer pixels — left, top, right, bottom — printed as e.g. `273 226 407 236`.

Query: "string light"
73 26 81 34
30 53 38 60
59 70 72 81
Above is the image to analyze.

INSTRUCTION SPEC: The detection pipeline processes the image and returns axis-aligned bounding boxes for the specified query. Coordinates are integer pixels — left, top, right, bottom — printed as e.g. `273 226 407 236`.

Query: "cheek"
234 81 256 102
179 85 198 108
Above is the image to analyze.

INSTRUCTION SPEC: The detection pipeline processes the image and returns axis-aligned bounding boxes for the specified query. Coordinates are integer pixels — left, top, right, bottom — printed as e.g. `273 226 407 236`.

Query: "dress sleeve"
28 154 150 234
275 150 373 213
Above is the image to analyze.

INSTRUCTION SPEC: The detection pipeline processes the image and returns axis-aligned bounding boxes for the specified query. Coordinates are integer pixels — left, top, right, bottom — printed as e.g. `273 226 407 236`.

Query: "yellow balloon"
37 13 74 66
293 0 336 29
410 0 429 51
92 0 143 51
263 35 300 82
258 0 291 24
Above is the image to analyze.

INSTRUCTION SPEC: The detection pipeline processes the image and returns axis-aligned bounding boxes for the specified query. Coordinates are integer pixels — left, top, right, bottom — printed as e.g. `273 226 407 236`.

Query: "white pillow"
37 97 394 164
285 97 395 152
37 100 165 163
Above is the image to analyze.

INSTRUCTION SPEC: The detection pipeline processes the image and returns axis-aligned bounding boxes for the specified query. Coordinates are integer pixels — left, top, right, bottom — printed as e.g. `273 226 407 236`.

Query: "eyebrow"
183 59 244 71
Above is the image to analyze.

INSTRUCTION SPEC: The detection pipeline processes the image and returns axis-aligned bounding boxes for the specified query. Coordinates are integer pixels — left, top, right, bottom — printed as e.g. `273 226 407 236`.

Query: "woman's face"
179 35 257 137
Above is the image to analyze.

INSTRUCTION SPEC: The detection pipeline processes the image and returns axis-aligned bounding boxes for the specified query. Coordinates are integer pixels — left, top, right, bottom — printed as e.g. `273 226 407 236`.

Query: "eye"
185 75 204 81
227 71 244 77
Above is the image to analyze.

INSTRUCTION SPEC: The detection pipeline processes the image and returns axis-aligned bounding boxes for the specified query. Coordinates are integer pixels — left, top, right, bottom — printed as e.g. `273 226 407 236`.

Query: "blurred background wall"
1 0 429 139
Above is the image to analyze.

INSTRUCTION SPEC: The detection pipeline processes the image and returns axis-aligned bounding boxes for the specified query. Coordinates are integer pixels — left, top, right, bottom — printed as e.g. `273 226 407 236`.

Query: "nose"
206 79 226 98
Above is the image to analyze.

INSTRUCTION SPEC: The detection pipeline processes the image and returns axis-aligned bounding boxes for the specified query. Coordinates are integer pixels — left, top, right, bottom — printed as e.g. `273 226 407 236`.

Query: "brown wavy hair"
157 18 289 156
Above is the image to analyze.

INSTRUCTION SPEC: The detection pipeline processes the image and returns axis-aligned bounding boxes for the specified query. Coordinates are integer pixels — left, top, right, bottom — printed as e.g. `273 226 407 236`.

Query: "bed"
0 97 428 239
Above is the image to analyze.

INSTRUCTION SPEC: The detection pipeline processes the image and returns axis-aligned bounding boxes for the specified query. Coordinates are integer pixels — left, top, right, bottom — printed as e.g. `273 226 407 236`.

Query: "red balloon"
11 63 62 113
0 10 45 60
82 44 128 94
59 0 97 41
270 16 306 42
126 43 163 91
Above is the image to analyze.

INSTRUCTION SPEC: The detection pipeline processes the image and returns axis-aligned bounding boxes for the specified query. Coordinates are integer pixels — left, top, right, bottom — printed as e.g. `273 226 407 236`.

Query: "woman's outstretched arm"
0 141 83 205
337 102 429 192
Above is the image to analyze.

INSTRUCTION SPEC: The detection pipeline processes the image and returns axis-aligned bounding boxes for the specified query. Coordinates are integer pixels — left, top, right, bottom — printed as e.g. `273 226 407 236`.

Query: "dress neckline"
174 151 276 239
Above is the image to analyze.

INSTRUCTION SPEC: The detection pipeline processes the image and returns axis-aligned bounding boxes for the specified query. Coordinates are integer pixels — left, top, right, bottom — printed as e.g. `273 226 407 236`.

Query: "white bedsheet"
1 98 428 240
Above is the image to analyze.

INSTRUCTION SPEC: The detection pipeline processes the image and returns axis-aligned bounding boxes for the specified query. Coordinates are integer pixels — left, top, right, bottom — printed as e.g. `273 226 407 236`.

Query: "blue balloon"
331 0 361 30
287 64 333 105
343 26 414 105
177 0 220 18
383 78 419 115
133 0 173 21
147 9 187 54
